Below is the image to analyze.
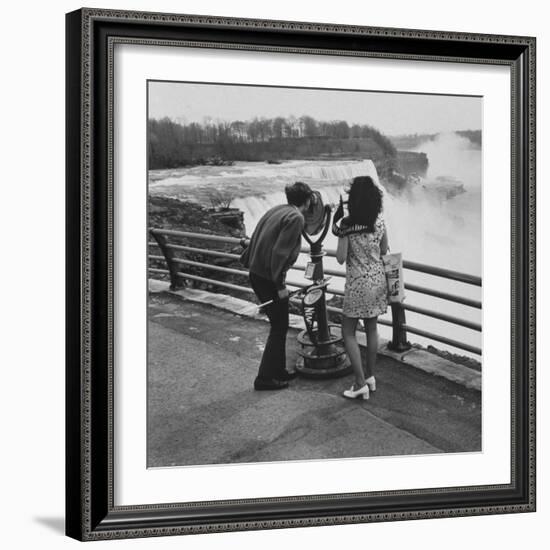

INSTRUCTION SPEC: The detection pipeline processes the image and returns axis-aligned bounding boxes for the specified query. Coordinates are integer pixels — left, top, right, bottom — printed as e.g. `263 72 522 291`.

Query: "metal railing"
149 228 482 356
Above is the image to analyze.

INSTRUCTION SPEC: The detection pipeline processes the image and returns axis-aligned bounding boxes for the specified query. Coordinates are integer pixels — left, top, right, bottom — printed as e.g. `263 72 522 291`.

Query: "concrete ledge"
378 345 481 392
149 278 481 392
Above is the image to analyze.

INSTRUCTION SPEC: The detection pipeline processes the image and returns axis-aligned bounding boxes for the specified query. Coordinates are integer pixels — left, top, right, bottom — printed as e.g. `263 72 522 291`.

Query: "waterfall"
233 193 288 232
149 159 380 190
291 159 380 183
229 160 381 233
233 184 361 234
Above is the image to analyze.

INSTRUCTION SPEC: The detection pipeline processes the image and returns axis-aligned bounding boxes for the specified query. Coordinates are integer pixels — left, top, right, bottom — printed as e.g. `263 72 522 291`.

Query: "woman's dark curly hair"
346 176 383 233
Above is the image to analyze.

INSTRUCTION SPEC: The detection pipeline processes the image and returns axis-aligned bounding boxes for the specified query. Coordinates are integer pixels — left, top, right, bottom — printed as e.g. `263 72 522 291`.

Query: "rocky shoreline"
149 195 249 291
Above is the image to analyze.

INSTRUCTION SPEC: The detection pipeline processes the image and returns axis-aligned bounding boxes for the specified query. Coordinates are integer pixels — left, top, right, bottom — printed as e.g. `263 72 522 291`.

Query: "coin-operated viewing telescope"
296 191 352 378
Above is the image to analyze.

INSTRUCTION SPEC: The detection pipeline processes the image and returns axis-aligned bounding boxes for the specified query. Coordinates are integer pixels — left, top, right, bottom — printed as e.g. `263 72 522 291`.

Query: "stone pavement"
147 293 481 468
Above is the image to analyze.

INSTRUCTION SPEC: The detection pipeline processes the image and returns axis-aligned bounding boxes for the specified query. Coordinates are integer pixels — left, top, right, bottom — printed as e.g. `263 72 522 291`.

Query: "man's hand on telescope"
277 287 289 300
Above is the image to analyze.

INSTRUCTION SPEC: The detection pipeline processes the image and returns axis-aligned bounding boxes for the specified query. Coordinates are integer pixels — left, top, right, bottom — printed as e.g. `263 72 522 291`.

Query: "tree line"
148 116 397 169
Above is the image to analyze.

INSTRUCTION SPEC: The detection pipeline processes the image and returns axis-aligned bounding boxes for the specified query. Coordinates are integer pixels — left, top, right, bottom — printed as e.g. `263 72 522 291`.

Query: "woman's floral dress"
342 214 388 318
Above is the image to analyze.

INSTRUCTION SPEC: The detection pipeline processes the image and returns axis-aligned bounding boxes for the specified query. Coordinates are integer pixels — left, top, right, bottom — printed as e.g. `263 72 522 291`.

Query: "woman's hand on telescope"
331 197 345 237
333 196 345 224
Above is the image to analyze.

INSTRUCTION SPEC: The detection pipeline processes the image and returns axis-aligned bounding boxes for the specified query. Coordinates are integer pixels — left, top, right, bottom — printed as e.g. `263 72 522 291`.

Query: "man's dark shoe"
277 370 298 381
254 378 289 391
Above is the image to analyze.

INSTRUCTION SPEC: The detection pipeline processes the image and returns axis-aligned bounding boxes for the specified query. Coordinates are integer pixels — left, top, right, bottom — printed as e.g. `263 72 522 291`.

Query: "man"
241 182 312 390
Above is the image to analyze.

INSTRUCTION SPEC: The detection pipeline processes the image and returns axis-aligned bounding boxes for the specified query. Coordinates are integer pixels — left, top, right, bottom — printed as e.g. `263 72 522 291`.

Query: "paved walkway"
147 293 481 468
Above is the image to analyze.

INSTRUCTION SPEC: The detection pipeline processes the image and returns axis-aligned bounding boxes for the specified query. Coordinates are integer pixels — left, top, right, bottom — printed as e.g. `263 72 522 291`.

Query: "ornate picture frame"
66 8 536 541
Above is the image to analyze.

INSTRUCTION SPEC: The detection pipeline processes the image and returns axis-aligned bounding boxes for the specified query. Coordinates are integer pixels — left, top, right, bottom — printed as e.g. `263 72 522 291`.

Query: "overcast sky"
148 81 481 136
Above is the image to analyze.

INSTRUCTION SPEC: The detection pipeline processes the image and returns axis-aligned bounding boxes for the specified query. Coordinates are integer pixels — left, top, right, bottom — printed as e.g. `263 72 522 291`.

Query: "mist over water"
384 132 482 356
387 133 482 278
231 133 482 279
415 132 481 190
149 131 482 357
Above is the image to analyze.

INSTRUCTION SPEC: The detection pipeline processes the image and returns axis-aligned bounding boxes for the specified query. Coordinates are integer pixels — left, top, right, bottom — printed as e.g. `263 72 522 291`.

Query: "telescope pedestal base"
295 327 352 379
296 353 351 379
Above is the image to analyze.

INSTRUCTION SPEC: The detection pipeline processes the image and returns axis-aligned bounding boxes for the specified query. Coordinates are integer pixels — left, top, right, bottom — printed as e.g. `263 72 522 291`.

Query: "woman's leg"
342 316 365 387
363 317 378 379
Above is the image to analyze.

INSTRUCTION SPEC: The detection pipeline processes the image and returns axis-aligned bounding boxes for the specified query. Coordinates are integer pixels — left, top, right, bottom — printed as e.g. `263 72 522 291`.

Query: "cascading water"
233 185 347 234
149 159 380 192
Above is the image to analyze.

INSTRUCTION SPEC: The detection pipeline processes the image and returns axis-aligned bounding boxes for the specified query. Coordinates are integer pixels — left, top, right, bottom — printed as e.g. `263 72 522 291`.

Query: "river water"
149 132 482 358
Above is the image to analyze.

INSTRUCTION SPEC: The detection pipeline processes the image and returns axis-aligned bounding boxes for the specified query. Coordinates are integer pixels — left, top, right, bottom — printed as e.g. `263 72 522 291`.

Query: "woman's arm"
336 235 348 264
380 229 389 256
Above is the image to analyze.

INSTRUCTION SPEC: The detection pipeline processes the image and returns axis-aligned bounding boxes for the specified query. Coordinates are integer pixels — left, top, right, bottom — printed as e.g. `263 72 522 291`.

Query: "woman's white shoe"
343 382 370 400
365 376 376 392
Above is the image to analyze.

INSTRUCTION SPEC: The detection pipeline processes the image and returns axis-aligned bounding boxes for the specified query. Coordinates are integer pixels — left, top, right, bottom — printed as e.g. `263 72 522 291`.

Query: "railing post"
150 230 181 290
388 302 411 352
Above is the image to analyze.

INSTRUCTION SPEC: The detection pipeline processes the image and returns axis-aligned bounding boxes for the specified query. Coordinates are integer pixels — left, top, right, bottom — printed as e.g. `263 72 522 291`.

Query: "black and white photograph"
0 0 543 546
147 81 482 468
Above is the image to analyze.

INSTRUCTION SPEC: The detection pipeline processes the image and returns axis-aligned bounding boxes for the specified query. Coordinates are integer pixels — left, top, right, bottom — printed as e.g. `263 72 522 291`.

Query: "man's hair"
285 181 312 207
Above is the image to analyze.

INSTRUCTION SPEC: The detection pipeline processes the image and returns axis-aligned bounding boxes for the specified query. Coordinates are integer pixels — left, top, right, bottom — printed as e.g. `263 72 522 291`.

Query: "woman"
334 176 389 400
